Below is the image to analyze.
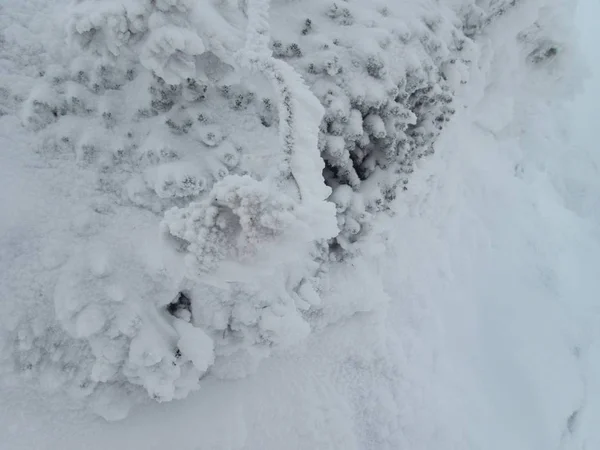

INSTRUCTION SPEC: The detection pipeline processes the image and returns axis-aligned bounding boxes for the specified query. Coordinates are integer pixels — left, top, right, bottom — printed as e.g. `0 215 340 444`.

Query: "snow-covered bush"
9 0 557 419
271 1 477 257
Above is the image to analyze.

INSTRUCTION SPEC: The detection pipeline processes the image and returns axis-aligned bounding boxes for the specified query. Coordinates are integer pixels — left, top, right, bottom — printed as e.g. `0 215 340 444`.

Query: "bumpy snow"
1 0 600 448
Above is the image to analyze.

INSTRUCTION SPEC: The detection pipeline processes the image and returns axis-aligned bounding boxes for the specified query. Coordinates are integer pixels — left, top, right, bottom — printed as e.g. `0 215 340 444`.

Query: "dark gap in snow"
167 291 192 320
567 408 580 434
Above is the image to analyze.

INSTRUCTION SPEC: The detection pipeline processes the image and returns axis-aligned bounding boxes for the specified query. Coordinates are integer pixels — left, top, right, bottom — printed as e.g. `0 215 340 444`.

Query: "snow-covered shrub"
271 1 477 257
159 0 339 378
11 0 553 419
53 244 212 405
14 0 336 415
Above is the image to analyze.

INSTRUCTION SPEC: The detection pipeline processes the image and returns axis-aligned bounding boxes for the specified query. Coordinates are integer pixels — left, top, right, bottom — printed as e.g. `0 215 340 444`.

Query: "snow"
173 319 214 372
1 0 600 447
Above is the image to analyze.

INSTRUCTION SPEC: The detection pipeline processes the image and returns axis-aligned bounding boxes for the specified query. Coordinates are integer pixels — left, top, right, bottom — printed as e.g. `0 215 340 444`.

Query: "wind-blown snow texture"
1 0 600 447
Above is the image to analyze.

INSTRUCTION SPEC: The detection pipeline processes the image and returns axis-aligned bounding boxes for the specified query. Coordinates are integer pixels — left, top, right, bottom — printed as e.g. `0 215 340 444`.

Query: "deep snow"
1 0 600 449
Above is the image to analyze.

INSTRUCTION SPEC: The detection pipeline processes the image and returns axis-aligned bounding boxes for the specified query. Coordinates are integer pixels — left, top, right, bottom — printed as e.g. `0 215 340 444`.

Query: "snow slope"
2 0 600 449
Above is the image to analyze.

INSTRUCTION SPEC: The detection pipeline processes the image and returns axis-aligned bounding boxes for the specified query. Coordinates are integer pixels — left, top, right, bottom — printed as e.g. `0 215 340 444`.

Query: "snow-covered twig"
235 0 331 205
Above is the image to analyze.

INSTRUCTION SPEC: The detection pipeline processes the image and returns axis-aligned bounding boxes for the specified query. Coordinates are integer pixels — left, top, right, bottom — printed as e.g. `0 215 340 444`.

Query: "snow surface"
1 0 600 448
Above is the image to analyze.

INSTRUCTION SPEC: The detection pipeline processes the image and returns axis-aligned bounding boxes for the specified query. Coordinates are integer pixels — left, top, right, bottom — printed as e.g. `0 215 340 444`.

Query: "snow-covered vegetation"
1 0 599 447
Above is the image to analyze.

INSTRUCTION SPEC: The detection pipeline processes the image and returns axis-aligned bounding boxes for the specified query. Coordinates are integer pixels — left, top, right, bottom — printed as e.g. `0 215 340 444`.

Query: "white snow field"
1 0 600 448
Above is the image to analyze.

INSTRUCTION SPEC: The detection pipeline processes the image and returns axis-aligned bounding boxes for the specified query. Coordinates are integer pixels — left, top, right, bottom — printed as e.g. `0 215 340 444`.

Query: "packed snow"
1 0 600 448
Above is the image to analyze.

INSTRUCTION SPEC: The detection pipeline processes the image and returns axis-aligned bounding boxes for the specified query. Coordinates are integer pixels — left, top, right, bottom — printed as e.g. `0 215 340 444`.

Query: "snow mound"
0 0 583 421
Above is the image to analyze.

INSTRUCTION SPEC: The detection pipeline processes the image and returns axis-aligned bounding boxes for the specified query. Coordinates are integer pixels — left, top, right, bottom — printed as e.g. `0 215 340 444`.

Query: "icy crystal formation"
6 0 562 419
